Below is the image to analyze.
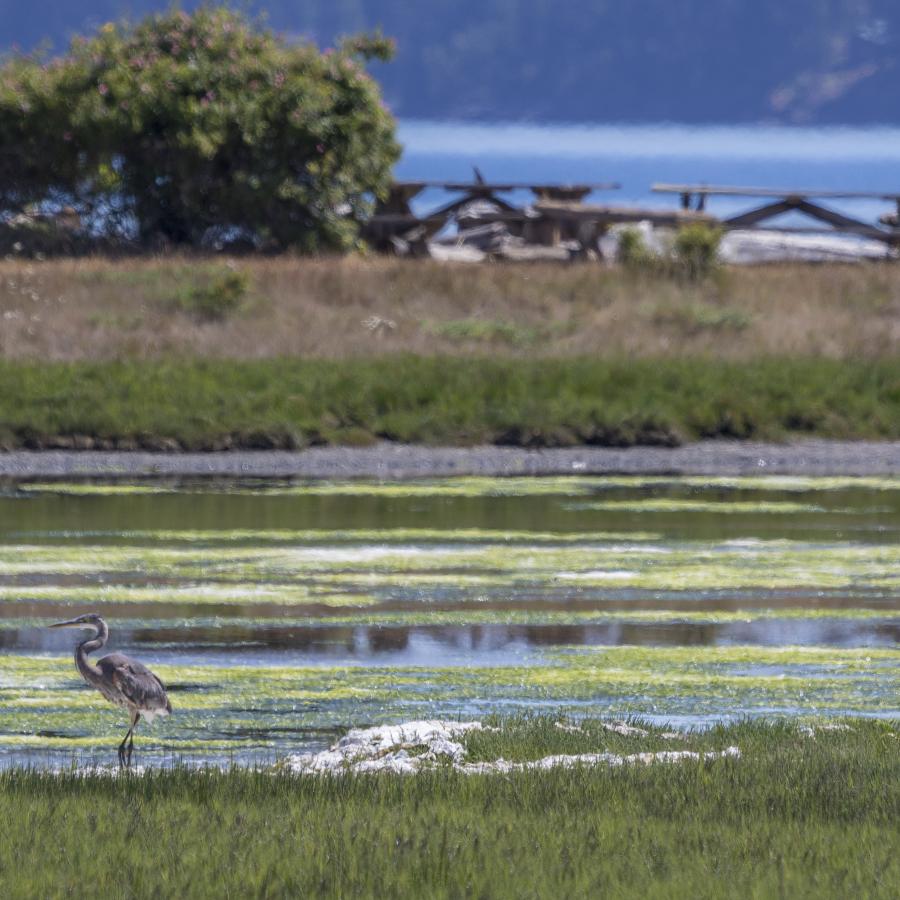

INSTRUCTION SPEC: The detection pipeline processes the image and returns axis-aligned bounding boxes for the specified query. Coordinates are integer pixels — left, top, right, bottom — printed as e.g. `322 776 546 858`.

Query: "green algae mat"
0 475 898 766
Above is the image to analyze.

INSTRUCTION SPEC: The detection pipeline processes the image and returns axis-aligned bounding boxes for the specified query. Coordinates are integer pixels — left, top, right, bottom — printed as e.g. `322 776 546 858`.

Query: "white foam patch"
555 570 637 581
284 546 455 563
282 720 740 775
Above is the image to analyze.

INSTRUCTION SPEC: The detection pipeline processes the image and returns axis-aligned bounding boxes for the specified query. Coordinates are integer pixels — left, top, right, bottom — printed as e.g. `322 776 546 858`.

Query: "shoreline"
3 439 900 480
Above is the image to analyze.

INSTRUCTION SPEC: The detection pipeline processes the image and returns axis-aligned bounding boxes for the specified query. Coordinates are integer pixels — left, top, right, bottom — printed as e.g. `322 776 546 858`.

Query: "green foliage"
1 356 899 450
0 7 399 251
424 318 540 347
617 226 723 283
0 719 896 898
672 224 723 280
170 266 249 322
616 227 655 271
650 302 751 334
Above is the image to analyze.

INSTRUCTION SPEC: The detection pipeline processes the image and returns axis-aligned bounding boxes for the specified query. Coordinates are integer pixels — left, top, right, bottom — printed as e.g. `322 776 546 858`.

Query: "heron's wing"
97 653 171 713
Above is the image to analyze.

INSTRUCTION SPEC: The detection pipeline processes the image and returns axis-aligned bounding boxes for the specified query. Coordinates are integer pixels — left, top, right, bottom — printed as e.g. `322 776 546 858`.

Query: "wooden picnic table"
652 183 900 243
532 201 716 250
381 180 619 216
366 179 621 252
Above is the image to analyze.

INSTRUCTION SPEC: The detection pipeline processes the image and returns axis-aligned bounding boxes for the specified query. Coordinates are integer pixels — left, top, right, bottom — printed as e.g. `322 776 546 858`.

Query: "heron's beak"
49 619 84 628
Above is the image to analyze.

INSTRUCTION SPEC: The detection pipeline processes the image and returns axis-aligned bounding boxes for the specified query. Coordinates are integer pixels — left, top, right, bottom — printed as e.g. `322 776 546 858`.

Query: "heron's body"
52 614 171 766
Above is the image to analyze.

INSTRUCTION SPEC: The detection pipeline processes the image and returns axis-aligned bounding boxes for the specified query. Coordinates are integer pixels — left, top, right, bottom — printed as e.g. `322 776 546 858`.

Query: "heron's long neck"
75 621 108 690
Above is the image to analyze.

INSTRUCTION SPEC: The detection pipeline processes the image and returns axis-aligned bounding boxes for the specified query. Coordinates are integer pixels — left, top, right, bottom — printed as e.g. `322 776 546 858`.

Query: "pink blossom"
316 143 325 154
63 131 72 142
98 83 109 96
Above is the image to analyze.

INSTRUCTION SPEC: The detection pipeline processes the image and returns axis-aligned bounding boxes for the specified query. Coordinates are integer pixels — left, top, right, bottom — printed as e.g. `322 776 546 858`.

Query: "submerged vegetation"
1 355 900 449
0 717 896 899
1 474 898 764
1 645 895 761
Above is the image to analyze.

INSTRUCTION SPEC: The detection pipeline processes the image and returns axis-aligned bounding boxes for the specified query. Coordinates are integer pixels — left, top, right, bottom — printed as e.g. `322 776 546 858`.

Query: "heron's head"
50 613 104 630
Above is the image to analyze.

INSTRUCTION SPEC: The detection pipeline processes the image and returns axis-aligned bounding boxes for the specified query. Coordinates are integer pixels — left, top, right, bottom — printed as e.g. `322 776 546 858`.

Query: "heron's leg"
118 727 131 768
125 711 140 768
118 711 140 769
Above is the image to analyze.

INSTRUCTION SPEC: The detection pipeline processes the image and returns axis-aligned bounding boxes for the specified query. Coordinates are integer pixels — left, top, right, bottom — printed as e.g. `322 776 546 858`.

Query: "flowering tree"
0 8 399 250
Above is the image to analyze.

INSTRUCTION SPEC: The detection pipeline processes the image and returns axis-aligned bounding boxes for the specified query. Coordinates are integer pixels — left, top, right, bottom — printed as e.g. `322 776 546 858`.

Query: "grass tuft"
168 265 250 322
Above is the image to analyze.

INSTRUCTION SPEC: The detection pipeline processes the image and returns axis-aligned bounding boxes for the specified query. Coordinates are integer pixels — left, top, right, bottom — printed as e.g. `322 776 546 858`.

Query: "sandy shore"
2 440 900 480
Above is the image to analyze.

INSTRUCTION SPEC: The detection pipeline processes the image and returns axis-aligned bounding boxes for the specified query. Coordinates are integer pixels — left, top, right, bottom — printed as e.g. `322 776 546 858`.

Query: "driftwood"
534 201 715 227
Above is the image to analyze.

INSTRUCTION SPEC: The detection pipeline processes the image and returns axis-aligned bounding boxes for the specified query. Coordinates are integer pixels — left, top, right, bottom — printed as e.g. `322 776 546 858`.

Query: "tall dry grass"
1 256 898 361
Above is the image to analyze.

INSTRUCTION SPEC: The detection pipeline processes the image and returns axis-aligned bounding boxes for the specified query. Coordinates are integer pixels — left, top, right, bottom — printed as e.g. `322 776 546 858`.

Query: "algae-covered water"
0 475 897 767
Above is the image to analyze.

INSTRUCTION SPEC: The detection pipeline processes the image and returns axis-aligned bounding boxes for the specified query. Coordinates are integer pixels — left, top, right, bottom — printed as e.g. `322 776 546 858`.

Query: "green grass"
0 718 896 899
2 355 900 449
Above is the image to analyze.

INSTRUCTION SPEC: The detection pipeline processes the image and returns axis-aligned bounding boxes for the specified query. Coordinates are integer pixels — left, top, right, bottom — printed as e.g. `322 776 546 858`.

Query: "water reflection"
6 618 897 670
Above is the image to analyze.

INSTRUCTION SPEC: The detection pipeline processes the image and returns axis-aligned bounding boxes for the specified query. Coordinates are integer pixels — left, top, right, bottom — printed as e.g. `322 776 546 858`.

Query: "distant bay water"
396 121 900 223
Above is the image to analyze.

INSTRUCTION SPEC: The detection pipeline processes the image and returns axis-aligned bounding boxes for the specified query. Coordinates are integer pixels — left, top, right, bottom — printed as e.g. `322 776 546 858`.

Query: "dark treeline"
2 0 899 124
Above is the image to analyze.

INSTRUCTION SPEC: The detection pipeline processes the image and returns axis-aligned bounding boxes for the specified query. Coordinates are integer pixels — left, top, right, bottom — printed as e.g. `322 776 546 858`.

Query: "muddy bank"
2 439 900 480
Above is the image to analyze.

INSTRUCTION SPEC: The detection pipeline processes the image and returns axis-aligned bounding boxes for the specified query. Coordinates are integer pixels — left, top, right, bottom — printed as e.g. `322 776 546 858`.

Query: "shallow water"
0 476 897 767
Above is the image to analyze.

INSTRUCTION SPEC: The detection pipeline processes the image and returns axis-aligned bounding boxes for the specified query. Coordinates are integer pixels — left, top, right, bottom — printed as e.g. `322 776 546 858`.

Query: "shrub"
672 224 723 280
171 267 249 322
0 8 399 252
616 227 655 271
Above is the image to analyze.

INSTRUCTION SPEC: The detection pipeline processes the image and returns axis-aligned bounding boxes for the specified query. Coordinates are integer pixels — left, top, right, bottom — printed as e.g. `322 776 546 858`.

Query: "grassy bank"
1 257 900 362
1 356 899 449
0 718 896 898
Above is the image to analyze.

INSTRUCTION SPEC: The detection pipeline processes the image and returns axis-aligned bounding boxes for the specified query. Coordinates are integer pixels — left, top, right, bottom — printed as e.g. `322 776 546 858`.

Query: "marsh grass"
648 302 752 334
0 355 899 449
2 257 900 361
422 318 541 347
0 718 896 899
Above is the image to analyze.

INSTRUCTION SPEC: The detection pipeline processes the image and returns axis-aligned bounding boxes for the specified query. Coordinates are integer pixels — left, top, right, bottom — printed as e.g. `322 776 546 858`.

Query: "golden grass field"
2 256 899 361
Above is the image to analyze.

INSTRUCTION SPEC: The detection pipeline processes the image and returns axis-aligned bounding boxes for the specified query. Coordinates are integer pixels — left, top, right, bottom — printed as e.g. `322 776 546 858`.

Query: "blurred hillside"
2 1 898 124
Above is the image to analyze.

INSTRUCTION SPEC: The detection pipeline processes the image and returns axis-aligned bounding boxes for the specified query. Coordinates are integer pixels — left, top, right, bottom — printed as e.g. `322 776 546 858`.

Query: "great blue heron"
50 613 172 767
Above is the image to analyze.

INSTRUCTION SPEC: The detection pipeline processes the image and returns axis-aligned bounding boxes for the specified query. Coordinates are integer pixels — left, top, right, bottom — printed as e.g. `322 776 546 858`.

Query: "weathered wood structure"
532 201 714 252
364 176 900 260
363 178 622 254
365 178 723 258
653 184 900 245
